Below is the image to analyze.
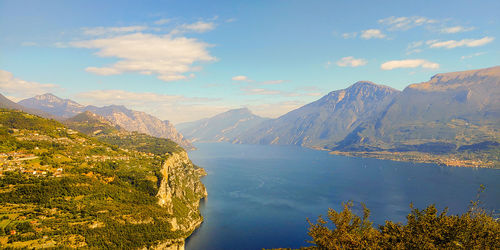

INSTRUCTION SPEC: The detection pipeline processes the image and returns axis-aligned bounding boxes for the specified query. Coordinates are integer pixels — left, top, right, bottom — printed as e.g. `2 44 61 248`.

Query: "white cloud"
427 36 494 49
461 52 486 60
380 59 439 70
336 56 367 67
70 33 216 82
21 41 37 46
0 70 59 99
242 87 282 96
342 32 357 39
154 19 171 25
406 41 424 55
360 29 386 39
260 80 286 85
440 26 475 34
232 75 250 81
171 21 215 34
82 26 148 36
379 16 437 31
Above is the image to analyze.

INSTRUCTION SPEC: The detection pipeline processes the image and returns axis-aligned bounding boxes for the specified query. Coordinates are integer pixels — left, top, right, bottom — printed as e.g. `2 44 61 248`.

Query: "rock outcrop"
154 151 207 249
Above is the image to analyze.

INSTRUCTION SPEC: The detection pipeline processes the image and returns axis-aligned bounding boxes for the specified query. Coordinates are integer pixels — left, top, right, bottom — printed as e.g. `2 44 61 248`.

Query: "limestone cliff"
154 151 207 249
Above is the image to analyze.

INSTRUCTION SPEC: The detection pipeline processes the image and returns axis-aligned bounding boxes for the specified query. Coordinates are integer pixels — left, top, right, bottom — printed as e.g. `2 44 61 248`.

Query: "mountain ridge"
18 94 193 149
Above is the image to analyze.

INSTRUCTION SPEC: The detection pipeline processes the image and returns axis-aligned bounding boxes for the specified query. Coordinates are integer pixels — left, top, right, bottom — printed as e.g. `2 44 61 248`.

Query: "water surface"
186 142 500 250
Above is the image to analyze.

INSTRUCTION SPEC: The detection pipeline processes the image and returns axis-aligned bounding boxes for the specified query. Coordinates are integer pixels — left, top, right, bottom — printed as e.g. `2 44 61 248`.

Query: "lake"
185 142 500 250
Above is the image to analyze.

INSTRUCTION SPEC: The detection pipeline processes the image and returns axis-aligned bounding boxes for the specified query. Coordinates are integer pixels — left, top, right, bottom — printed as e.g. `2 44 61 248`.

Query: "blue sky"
1 0 499 123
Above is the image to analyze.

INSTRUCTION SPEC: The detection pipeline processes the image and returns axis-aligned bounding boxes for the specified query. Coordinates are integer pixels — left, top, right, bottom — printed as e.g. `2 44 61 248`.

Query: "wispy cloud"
440 26 475 34
460 52 486 60
154 18 171 25
232 75 251 81
336 56 367 67
427 36 494 49
76 89 222 124
171 21 215 34
0 70 59 99
380 59 439 70
82 26 148 36
378 16 437 31
260 80 286 85
342 32 357 39
360 29 386 39
21 41 37 47
406 41 424 55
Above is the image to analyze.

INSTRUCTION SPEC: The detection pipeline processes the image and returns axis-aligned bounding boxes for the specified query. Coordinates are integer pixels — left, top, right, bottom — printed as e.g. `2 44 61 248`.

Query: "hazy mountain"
237 81 400 147
0 93 58 119
177 108 269 142
336 66 500 153
18 94 193 149
18 93 85 118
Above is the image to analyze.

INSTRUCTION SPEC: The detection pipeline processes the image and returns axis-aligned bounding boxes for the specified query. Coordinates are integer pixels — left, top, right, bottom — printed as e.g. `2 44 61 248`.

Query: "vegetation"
0 109 205 248
305 188 499 249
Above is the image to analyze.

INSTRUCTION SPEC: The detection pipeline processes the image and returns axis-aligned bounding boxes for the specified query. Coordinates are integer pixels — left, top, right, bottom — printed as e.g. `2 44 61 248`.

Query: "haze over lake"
186 143 500 250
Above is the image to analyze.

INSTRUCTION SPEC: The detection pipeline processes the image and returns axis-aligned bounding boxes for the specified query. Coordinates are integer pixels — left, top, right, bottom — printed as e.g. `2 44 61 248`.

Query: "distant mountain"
177 108 269 142
18 94 193 149
0 93 58 119
336 66 500 153
18 93 84 118
237 81 400 147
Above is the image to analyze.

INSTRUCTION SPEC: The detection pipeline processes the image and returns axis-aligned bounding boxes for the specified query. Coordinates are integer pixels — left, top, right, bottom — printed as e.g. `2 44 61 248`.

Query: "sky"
1 0 499 124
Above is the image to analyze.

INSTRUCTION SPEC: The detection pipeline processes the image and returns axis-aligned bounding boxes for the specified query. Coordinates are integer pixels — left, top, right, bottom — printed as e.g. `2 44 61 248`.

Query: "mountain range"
16 93 193 149
177 108 269 143
179 66 500 167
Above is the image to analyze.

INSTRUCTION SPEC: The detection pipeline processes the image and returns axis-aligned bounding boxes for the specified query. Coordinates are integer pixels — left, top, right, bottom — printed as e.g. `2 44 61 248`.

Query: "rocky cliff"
154 151 207 250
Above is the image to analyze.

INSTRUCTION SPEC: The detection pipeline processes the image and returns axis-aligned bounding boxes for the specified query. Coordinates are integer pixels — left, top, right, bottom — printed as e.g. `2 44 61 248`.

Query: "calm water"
185 142 500 250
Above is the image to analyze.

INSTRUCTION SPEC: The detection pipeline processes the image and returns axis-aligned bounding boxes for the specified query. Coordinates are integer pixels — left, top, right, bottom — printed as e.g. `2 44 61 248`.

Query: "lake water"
185 142 500 250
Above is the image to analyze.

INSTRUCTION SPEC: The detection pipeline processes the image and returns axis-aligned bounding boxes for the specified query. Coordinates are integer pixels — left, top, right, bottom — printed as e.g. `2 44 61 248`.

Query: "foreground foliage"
306 196 499 249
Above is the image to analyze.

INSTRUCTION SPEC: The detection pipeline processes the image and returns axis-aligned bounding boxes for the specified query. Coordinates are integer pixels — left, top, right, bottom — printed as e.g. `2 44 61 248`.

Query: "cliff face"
154 151 207 250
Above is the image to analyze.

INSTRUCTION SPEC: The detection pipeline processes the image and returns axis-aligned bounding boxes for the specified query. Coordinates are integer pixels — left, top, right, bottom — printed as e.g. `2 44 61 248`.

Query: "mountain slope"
237 81 400 147
0 109 206 248
336 66 500 153
177 108 269 142
18 94 193 149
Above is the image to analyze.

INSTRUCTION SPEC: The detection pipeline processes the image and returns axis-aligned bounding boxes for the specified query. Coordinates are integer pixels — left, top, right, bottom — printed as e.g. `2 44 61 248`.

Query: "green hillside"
0 109 206 248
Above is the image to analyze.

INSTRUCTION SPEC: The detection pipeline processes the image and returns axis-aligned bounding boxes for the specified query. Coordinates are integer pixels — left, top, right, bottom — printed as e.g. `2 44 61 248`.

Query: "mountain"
18 93 85 118
336 66 500 154
237 81 400 147
18 94 193 149
234 66 500 167
0 109 206 248
64 110 123 136
0 93 58 119
177 108 269 142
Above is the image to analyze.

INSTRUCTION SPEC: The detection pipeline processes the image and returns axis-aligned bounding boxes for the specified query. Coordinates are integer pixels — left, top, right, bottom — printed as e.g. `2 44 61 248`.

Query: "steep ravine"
152 151 207 250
